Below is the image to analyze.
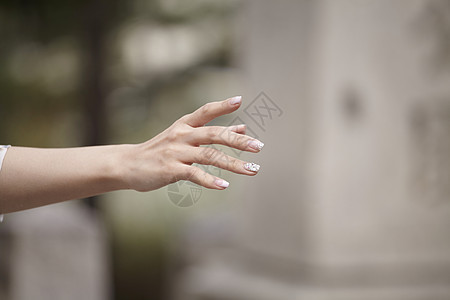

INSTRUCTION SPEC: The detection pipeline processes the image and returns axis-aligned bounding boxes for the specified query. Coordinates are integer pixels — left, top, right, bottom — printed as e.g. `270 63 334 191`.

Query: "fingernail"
248 140 265 151
244 162 260 172
229 96 242 105
215 179 230 188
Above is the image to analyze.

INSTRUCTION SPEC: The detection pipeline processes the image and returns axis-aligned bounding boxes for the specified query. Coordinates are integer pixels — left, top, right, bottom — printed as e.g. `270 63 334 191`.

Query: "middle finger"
191 126 264 153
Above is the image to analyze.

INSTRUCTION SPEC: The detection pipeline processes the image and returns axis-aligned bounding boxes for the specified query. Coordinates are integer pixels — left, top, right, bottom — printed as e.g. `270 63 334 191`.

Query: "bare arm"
0 96 264 214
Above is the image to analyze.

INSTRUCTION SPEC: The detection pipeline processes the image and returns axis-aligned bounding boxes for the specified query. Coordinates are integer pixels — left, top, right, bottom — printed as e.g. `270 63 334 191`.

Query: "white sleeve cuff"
0 145 11 169
0 145 11 222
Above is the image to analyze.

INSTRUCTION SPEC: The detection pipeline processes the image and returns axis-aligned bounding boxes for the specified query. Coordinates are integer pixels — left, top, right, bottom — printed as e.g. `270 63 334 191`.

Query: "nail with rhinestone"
244 162 260 172
248 140 265 151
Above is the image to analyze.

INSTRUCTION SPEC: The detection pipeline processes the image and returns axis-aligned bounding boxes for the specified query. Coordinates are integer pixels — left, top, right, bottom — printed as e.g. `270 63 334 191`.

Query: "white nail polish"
248 140 265 151
244 162 260 172
215 179 230 188
229 96 242 105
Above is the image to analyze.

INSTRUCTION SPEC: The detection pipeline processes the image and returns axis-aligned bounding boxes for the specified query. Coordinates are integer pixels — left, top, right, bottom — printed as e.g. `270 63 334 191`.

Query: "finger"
184 96 242 127
188 147 260 176
180 165 230 190
229 124 246 135
191 126 264 152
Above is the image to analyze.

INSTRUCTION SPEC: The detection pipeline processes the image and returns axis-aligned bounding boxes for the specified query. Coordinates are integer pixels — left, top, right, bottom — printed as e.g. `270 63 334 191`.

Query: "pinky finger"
181 165 230 190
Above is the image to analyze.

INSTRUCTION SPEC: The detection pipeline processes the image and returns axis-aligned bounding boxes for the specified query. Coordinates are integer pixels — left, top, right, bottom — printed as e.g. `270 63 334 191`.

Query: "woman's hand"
0 96 263 214
121 96 264 192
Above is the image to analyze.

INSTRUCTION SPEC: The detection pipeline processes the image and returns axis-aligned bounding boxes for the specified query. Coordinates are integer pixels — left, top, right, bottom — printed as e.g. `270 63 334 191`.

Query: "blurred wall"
2 0 450 299
173 1 450 299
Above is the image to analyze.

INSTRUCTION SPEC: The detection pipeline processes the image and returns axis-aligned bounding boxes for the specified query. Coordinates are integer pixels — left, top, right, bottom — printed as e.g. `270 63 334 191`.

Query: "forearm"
0 145 130 213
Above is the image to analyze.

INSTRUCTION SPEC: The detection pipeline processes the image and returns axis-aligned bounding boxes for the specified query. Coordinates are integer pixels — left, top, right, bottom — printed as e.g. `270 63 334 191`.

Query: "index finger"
183 96 242 127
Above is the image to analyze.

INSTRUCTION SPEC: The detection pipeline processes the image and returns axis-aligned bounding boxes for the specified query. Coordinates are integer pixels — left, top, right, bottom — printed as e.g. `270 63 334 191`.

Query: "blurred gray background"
1 0 450 299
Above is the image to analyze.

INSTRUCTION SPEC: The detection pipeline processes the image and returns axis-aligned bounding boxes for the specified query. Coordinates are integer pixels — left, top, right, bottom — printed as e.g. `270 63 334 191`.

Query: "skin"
0 96 263 214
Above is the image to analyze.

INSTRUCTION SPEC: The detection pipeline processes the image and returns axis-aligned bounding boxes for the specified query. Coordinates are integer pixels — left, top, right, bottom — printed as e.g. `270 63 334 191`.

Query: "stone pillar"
0 203 110 300
173 0 450 299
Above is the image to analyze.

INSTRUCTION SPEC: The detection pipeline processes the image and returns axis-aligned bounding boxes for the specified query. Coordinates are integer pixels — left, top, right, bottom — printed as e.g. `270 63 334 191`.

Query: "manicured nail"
244 162 260 172
215 179 230 188
229 96 242 105
248 140 265 151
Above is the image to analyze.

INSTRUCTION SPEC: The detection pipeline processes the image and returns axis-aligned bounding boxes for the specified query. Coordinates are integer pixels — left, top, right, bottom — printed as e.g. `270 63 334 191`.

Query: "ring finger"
187 146 261 176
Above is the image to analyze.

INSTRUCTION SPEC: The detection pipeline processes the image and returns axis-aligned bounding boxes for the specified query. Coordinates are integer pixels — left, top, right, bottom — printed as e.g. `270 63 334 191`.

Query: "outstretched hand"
0 96 264 214
122 96 264 192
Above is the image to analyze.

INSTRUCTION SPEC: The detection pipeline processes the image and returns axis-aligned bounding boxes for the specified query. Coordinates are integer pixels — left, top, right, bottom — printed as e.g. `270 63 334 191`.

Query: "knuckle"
223 130 237 144
221 131 243 147
237 136 250 149
234 133 246 145
220 156 236 171
186 167 199 180
165 129 177 142
163 144 177 158
219 153 232 167
201 147 217 161
178 127 191 139
167 125 191 142
207 127 218 139
231 158 241 171
201 103 212 115
179 114 192 123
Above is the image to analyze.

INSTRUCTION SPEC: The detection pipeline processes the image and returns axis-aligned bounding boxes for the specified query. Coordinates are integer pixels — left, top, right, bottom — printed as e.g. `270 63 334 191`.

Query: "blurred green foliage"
0 0 241 299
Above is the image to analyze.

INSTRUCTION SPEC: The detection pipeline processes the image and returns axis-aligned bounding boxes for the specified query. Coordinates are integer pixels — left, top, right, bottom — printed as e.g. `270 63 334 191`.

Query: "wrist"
108 144 136 191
